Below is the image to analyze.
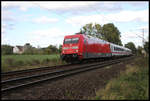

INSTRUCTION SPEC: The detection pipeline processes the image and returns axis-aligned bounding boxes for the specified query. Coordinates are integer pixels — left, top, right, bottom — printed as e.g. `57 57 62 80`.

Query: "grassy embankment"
2 54 66 72
92 56 149 100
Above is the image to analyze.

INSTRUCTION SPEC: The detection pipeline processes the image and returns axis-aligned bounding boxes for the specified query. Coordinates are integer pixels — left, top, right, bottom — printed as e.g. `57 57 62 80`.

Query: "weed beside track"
1 56 135 100
92 56 149 100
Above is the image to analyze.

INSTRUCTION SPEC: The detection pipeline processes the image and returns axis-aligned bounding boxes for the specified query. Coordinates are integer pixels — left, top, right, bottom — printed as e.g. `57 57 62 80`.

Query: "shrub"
93 57 149 100
42 58 51 64
5 58 15 67
15 60 24 66
32 59 40 65
26 60 33 66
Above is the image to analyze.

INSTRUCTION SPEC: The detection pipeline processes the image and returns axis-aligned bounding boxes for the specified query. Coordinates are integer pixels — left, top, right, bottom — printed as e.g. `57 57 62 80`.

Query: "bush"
15 60 24 66
93 57 149 100
32 59 40 65
2 54 65 72
5 58 15 67
26 60 33 66
41 58 49 64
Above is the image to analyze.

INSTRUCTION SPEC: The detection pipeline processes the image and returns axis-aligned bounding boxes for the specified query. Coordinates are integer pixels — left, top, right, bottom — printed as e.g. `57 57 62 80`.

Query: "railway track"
1 56 134 93
2 58 108 81
1 64 72 79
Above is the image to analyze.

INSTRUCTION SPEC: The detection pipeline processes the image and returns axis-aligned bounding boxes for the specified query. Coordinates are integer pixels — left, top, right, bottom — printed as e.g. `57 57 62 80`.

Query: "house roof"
16 46 24 51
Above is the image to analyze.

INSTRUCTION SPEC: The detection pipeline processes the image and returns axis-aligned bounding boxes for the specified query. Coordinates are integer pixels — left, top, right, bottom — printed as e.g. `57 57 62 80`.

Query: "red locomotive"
61 34 132 63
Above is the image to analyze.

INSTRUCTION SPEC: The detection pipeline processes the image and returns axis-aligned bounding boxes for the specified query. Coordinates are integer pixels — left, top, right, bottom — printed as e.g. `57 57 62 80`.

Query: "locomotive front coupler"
72 54 78 58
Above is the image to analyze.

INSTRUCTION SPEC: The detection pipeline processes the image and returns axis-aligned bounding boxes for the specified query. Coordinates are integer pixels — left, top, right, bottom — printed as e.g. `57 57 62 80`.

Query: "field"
1 54 66 72
92 56 149 100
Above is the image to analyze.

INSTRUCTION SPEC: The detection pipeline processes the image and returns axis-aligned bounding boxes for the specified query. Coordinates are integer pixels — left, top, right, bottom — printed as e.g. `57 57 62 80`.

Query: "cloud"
66 14 109 27
34 1 123 14
1 1 148 47
137 26 149 33
2 1 123 14
2 24 6 34
128 1 148 7
113 10 148 22
2 9 16 22
32 16 59 24
1 33 9 45
30 27 65 37
27 27 71 47
2 1 148 15
66 9 148 27
121 28 149 47
2 3 18 34
2 1 36 11
121 32 142 47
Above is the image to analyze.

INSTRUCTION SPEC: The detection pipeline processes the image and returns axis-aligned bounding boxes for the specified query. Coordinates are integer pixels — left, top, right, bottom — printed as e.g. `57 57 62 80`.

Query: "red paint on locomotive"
61 34 132 63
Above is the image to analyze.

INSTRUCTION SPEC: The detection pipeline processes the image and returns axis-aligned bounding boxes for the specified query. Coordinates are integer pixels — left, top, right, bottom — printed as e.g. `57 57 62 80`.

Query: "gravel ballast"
2 58 134 100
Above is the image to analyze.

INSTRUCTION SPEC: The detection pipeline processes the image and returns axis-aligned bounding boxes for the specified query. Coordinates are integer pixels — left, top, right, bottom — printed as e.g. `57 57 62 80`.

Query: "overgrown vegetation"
79 23 122 46
125 42 137 54
92 56 149 100
78 23 149 56
1 44 62 55
1 54 66 72
1 45 13 55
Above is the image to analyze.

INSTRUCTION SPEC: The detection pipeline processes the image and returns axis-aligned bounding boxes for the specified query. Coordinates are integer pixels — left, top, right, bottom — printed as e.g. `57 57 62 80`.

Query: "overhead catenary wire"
34 2 97 35
90 3 148 46
34 2 148 46
130 29 147 43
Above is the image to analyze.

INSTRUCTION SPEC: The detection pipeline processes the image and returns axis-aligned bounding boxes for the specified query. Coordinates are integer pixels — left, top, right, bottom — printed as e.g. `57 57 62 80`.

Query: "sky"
1 1 149 48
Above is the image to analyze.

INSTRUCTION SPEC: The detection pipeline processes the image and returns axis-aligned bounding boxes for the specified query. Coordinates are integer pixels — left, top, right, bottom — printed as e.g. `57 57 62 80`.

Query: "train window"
64 38 79 44
64 38 72 44
114 46 124 51
72 38 79 44
84 39 86 44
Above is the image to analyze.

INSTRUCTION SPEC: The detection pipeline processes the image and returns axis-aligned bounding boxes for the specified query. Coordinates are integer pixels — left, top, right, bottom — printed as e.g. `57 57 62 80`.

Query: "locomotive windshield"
64 38 79 44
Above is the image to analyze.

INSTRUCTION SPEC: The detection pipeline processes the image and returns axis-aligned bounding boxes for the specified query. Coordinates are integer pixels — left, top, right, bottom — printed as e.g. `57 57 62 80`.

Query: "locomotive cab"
61 35 83 63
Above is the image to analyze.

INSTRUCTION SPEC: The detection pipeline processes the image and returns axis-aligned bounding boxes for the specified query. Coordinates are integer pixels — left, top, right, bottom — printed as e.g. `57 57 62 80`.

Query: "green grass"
1 54 66 72
91 56 149 100
2 54 59 62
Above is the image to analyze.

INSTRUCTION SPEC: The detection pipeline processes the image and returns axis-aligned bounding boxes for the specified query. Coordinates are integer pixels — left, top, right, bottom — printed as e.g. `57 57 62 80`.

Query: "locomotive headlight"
63 47 69 50
72 46 78 49
74 50 78 52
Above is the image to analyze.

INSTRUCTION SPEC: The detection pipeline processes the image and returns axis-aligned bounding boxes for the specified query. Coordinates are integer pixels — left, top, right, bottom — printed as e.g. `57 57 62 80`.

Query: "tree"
79 23 103 38
58 44 62 53
102 23 122 46
47 45 58 54
125 42 136 54
23 43 34 55
1 45 13 55
80 23 93 36
93 23 103 39
144 41 149 54
79 23 122 46
41 45 59 54
137 46 143 56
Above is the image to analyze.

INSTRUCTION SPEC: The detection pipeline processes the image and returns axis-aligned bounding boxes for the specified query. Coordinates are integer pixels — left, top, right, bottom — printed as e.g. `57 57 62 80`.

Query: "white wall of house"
13 46 23 54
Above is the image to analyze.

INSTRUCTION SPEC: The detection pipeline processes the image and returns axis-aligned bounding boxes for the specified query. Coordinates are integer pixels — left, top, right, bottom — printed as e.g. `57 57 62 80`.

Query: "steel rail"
1 64 72 76
1 61 106 81
1 59 103 77
1 58 119 84
1 56 134 93
1 62 104 84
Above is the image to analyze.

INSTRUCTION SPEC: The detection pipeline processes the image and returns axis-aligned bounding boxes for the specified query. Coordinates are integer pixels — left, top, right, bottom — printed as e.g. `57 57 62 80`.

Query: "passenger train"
61 34 132 63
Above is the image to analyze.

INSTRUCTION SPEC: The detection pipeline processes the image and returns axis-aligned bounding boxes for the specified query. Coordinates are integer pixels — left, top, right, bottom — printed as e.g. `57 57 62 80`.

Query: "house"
13 43 32 54
13 46 24 54
141 49 147 57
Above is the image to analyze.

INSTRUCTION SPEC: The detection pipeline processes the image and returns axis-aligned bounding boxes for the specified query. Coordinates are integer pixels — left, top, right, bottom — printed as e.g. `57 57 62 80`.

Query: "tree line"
78 23 122 46
1 23 149 56
1 44 62 55
77 23 149 55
